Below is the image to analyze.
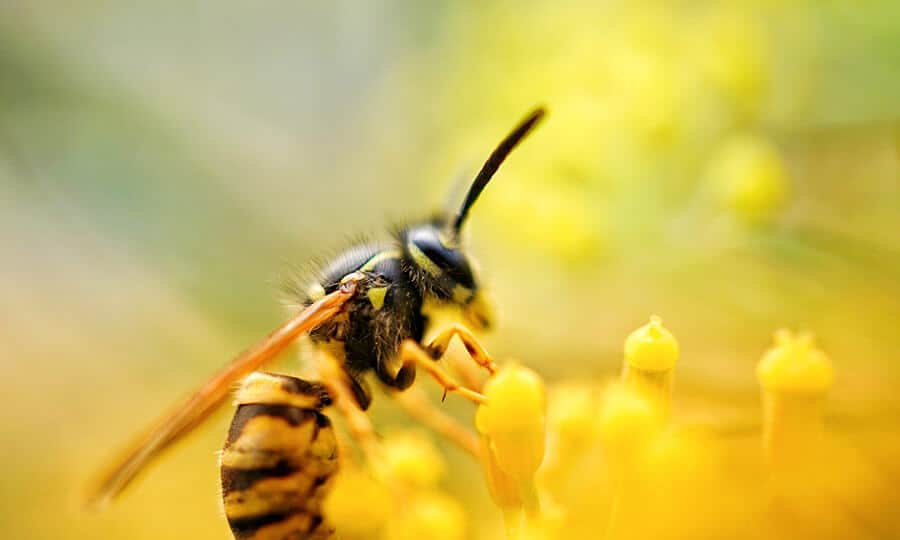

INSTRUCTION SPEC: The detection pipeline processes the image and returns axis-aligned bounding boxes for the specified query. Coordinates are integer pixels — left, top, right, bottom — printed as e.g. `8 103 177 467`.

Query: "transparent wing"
85 282 357 509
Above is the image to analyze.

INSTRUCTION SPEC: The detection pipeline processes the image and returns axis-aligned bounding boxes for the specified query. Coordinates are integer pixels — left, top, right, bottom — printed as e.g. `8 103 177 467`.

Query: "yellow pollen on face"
367 286 388 310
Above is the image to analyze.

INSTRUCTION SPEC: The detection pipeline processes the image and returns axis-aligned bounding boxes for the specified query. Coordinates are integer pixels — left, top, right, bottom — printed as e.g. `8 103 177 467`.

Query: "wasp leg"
314 350 384 471
399 339 488 405
427 323 498 376
390 386 482 458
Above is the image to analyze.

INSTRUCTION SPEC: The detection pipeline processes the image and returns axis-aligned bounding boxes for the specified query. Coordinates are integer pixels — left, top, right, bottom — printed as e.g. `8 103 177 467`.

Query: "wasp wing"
86 283 357 509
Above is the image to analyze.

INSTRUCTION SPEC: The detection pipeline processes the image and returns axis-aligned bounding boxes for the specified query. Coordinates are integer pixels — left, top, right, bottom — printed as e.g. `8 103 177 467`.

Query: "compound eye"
407 226 476 291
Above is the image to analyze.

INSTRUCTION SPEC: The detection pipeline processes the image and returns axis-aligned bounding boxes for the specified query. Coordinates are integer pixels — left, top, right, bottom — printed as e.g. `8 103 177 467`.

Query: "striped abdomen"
221 373 339 540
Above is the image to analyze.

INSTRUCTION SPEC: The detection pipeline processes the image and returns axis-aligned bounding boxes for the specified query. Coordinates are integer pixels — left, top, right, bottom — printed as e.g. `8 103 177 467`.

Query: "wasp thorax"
402 224 477 303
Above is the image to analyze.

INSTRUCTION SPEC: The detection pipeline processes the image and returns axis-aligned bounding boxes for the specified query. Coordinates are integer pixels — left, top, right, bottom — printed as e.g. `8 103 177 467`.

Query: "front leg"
398 339 487 405
426 323 498 376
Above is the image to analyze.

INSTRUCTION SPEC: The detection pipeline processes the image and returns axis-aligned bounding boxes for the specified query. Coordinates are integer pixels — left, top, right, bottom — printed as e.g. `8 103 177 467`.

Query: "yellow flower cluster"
476 362 547 535
323 429 466 540
524 322 891 539
325 317 897 540
707 134 790 225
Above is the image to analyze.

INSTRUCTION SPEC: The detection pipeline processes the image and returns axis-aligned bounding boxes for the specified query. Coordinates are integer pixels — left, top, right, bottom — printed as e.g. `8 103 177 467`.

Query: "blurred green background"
1 1 899 539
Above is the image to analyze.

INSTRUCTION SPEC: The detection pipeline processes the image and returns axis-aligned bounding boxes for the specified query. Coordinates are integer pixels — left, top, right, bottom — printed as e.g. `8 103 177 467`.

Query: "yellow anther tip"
624 315 680 372
476 362 547 481
757 329 834 392
476 362 546 434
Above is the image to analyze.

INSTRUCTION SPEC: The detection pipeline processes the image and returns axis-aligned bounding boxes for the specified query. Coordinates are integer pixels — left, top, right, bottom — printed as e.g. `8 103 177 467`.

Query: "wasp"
87 107 546 539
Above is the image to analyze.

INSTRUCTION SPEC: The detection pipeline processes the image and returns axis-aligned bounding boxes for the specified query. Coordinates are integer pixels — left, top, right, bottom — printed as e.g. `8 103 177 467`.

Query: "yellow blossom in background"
543 382 599 455
324 431 468 540
637 428 737 539
757 330 833 471
708 134 790 225
384 491 466 540
515 507 566 540
322 466 392 539
753 330 900 537
382 430 446 489
693 9 771 122
482 101 609 264
596 383 659 450
757 330 834 393
537 382 600 513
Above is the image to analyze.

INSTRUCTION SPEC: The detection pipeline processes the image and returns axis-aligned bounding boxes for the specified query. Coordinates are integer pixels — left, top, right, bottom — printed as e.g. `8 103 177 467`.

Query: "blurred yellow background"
1 1 899 539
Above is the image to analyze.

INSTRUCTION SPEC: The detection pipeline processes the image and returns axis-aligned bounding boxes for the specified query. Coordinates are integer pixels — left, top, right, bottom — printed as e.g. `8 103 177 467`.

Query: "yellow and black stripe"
221 372 338 540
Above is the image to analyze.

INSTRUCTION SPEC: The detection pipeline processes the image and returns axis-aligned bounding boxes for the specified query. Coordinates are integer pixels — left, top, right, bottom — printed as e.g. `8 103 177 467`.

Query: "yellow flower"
757 329 834 393
516 505 566 540
695 10 770 121
475 362 547 482
624 315 679 372
476 362 547 532
756 330 834 474
595 384 660 540
384 491 466 540
546 382 599 450
480 436 523 512
708 134 790 225
621 315 680 420
322 465 392 538
596 383 658 450
382 429 446 489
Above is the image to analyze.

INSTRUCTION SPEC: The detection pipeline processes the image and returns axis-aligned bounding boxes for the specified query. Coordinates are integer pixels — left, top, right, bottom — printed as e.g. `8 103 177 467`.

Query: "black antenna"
451 106 546 234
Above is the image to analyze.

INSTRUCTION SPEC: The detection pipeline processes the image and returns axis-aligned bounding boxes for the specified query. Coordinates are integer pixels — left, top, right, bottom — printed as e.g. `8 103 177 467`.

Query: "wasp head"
399 106 545 330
